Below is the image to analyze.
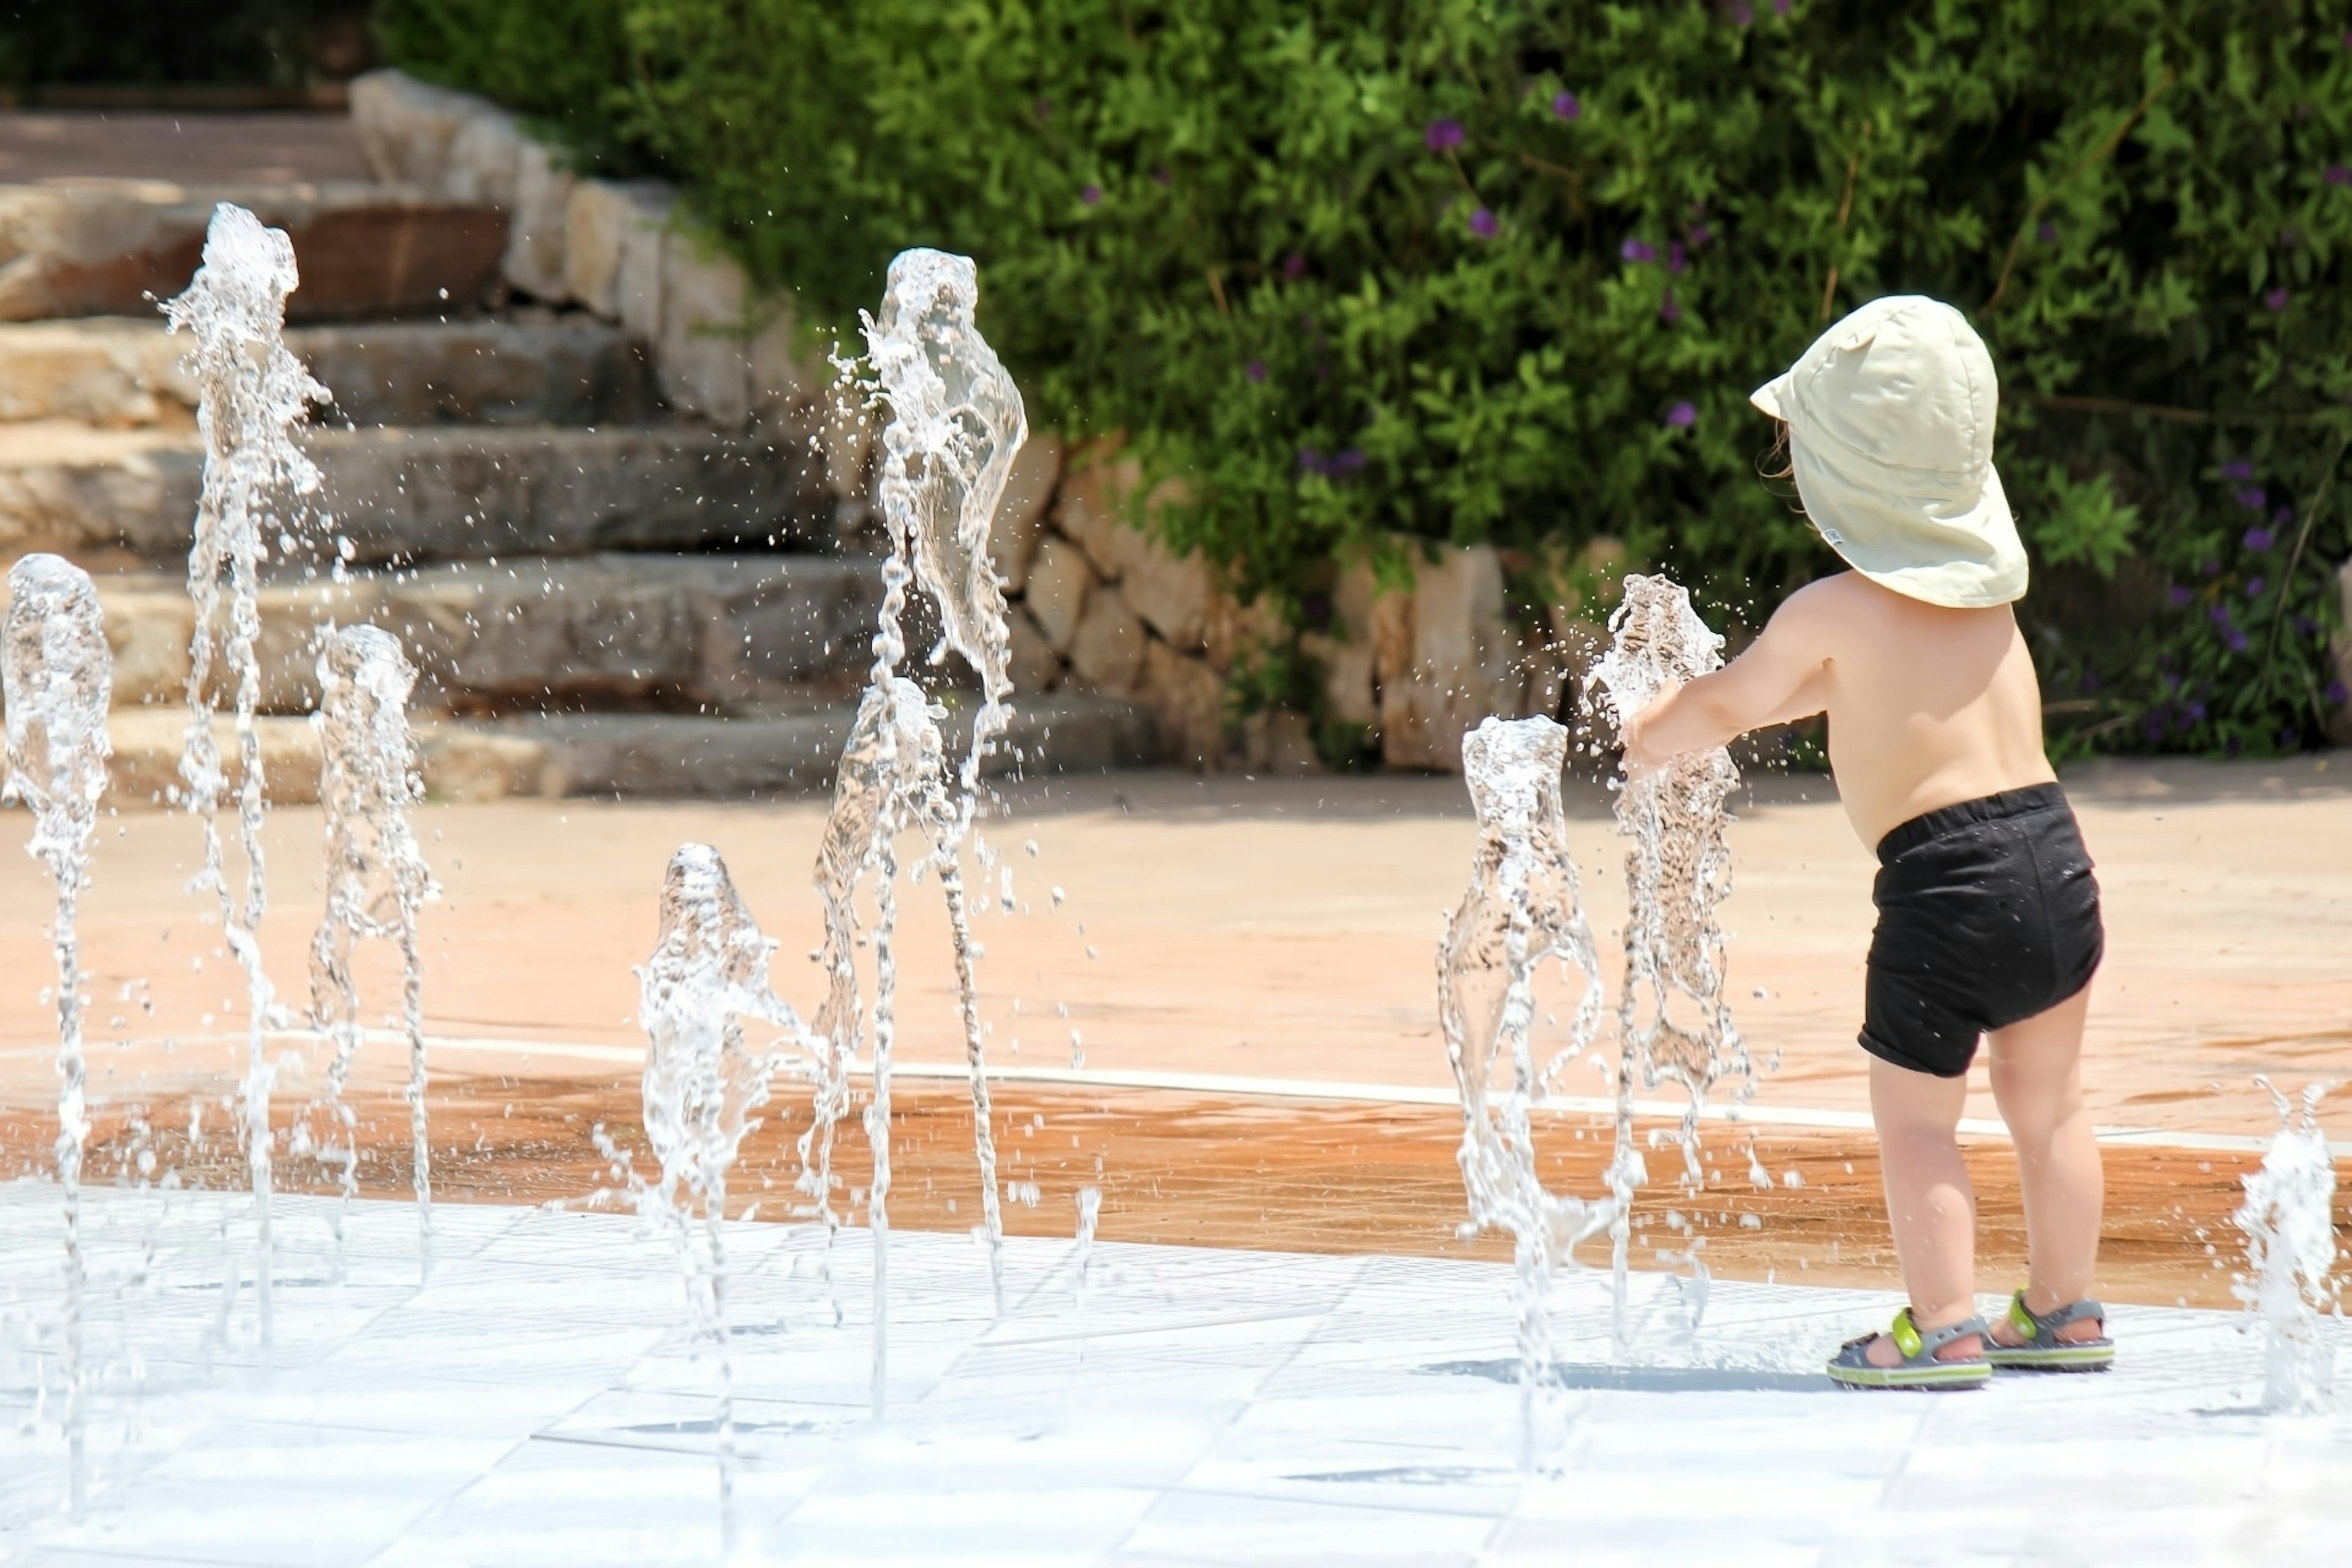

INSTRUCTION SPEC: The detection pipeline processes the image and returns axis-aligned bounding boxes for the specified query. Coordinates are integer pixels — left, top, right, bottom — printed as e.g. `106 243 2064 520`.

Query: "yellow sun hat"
1749 295 2028 609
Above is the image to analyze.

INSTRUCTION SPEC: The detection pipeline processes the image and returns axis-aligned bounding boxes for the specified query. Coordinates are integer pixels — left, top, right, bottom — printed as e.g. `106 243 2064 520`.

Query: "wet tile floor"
0 1186 2345 1566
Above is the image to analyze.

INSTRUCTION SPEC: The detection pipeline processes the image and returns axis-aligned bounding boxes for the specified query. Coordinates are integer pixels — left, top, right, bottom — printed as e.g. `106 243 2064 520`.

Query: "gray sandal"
1826 1308 1991 1390
1983 1290 2114 1371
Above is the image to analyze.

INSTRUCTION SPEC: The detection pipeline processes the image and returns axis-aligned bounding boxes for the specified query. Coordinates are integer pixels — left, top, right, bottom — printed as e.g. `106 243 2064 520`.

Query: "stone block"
442 108 522 208
1067 582 1146 696
104 710 321 807
656 235 750 428
1377 543 1532 772
1203 584 1278 676
96 582 194 708
0 183 507 323
501 138 575 303
1300 630 1377 729
0 320 192 427
1137 638 1226 768
1052 442 1140 579
1025 536 1092 654
286 319 652 428
565 178 673 323
1111 481 1212 651
348 70 478 189
1006 603 1061 693
989 431 1061 595
416 723 553 802
1242 709 1324 775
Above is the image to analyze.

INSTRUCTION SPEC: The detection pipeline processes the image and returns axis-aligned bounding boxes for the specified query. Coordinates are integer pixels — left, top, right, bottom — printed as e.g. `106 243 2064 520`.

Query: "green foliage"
385 0 2352 756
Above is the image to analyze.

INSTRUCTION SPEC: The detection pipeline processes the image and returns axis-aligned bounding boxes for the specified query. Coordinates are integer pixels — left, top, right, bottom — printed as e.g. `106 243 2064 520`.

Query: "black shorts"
1861 783 2104 1078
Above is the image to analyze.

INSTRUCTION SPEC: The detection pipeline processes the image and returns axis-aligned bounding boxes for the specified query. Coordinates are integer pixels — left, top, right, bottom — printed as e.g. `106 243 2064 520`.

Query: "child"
1619 296 2112 1390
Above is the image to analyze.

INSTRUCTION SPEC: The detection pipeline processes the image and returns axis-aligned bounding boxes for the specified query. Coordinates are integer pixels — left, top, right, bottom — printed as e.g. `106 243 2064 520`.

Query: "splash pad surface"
1 1185 2343 1568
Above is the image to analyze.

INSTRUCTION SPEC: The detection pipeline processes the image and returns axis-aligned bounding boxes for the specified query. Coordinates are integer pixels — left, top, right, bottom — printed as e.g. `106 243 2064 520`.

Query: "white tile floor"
0 1183 2343 1566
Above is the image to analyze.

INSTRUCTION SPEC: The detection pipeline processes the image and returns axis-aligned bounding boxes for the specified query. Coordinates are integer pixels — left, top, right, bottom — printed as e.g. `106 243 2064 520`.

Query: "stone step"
0 421 830 567
81 552 883 716
100 693 1159 805
0 179 505 322
0 315 654 429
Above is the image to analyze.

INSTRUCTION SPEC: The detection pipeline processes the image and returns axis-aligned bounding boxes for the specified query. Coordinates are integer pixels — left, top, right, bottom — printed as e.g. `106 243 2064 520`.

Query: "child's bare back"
1666 569 2057 848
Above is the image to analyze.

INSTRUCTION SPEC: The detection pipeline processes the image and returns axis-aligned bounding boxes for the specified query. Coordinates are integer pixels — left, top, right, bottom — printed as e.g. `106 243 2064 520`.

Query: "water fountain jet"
1440 714 1611 1466
2 552 114 1514
1586 574 1752 1357
2233 1078 2341 1414
164 202 331 1344
307 624 439 1276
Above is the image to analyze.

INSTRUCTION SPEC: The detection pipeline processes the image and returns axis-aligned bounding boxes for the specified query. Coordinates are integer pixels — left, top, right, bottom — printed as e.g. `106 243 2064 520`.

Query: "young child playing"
1619 295 2113 1389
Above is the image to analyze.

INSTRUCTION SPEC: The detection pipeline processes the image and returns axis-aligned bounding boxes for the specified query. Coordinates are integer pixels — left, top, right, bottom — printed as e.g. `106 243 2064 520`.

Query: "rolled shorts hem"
1856 1028 1976 1080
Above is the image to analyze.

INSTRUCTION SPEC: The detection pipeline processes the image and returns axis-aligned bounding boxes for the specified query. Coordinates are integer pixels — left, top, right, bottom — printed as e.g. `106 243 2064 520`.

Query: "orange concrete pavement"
0 755 2345 1139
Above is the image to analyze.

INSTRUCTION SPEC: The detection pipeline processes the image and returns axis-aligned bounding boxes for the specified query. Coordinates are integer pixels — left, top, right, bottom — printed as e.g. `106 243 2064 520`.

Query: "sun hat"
1749 295 2027 609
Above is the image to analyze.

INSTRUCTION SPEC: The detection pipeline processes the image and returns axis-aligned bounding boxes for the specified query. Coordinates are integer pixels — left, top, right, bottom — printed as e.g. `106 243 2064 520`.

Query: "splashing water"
804 249 1028 1416
641 843 813 1555
2233 1079 2341 1414
865 247 1028 1314
2 554 113 1514
307 625 439 1276
1585 574 1751 1357
164 203 331 1345
1440 715 1611 1466
805 674 951 1410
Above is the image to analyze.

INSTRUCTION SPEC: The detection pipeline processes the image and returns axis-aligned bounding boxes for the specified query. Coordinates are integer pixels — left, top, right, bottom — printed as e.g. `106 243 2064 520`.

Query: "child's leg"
1985 982 2103 1339
1863 1056 1981 1365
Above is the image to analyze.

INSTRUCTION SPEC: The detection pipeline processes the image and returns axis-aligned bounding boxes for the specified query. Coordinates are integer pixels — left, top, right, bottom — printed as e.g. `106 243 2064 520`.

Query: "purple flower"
1154 166 1172 186
2246 576 2267 597
1082 183 1102 206
2200 558 2221 577
1728 1 1753 23
2187 701 2209 721
2273 505 2294 527
1552 91 1581 121
1284 251 1307 278
2266 287 2291 311
2244 527 2274 551
2166 585 2194 608
2344 30 2352 49
2220 459 2253 480
2331 165 2352 186
1664 400 1697 428
1660 287 1681 324
1668 240 1687 274
1246 360 1266 383
2143 717 2166 741
2236 486 2267 509
2209 605 2234 627
2224 628 2250 654
1469 207 1498 239
1688 221 1713 248
2037 219 2057 243
1425 119 1465 152
2328 680 2349 707
1333 447 1368 473
1620 238 1657 263
2293 614 2320 638
1774 0 1790 12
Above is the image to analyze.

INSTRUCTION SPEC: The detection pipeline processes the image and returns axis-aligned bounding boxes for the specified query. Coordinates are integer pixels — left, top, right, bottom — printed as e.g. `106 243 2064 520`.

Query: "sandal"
1825 1307 1991 1390
1983 1290 2114 1372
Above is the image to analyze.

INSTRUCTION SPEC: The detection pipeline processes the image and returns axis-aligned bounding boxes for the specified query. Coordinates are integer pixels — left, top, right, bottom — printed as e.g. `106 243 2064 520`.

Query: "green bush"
0 1 372 92
382 0 2352 755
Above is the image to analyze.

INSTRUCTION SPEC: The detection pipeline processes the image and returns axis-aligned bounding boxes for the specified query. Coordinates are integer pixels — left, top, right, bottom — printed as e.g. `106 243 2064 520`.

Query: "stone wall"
347 69 1602 776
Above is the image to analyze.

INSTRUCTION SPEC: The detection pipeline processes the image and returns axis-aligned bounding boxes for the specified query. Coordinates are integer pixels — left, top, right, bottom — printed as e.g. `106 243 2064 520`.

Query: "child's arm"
1621 584 1834 766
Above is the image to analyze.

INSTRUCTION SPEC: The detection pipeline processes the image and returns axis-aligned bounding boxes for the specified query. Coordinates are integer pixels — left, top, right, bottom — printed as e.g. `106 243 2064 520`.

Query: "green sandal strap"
2005 1290 2106 1346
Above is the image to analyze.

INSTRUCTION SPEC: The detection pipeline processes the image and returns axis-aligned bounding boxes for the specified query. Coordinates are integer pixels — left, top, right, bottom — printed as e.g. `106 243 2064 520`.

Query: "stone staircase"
0 163 1154 802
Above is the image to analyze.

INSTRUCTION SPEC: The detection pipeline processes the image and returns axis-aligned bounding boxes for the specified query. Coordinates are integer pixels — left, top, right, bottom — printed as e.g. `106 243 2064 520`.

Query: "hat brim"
1790 443 2027 609
1750 373 1791 420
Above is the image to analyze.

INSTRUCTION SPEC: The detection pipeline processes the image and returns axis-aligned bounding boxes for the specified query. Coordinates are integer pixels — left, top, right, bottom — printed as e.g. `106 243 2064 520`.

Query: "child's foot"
1984 1289 2113 1371
1827 1308 1989 1389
